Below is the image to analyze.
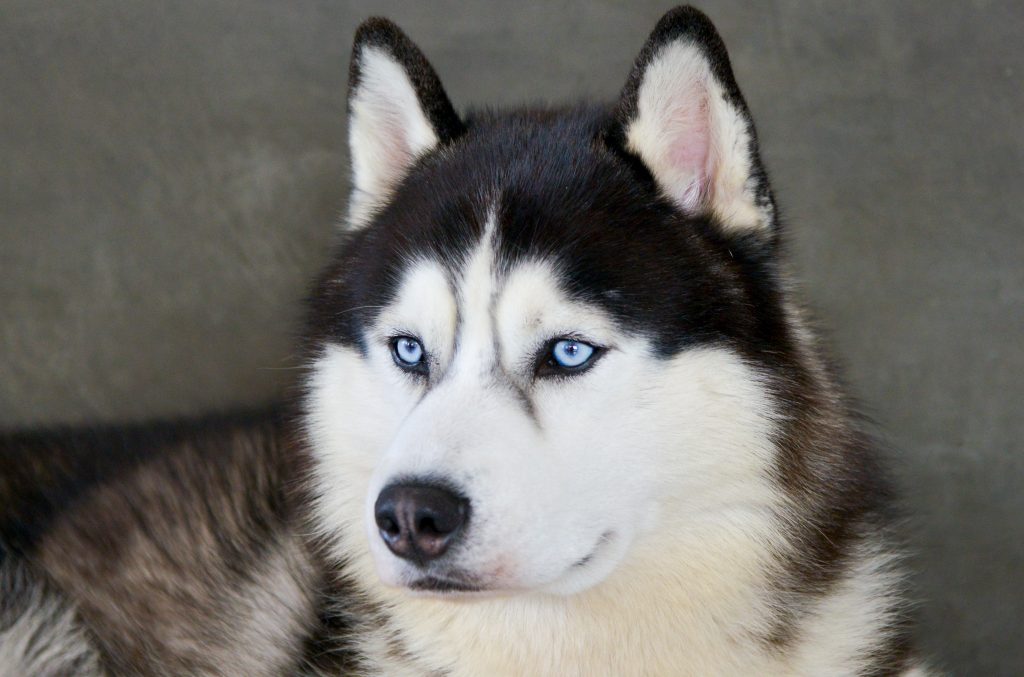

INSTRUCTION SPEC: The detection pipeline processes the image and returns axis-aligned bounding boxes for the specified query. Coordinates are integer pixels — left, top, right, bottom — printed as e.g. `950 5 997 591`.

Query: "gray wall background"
1 1 1021 673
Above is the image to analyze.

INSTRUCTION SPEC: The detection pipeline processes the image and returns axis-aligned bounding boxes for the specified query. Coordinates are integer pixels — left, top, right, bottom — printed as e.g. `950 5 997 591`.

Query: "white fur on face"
347 46 439 228
303 227 918 674
306 220 783 600
625 40 770 232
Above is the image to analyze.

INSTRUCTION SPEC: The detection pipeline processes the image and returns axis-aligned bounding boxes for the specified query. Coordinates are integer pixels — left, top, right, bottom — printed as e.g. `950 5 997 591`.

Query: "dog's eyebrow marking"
374 258 457 388
437 265 463 388
440 204 539 423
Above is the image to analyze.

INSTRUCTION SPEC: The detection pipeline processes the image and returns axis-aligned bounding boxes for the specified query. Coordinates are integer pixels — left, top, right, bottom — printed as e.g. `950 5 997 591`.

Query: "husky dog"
1 6 930 676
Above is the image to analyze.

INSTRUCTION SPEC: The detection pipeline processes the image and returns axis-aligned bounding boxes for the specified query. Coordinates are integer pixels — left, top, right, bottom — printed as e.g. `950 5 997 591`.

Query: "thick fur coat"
1 7 929 676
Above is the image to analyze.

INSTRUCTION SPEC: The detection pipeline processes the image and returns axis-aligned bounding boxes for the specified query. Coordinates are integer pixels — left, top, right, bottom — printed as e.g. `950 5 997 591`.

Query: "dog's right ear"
346 19 464 228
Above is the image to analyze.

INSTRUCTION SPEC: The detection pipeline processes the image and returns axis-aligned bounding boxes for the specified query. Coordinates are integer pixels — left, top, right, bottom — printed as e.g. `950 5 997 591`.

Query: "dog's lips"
376 530 621 599
407 574 487 595
400 569 524 599
395 531 618 598
397 559 522 597
572 530 615 568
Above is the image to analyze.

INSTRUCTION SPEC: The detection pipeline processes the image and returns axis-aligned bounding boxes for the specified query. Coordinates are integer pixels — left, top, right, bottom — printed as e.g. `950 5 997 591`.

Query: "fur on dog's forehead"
310 106 786 357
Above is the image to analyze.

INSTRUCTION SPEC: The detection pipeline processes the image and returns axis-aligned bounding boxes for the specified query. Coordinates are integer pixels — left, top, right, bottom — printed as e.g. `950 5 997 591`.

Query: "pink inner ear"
375 110 415 182
666 90 712 210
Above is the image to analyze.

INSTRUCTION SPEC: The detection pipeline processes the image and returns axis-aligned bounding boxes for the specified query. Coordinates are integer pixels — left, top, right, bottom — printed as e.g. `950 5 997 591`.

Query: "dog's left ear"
608 6 775 236
346 19 464 228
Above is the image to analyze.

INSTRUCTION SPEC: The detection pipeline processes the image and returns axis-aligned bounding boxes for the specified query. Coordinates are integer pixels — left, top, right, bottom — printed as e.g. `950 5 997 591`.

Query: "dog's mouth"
401 531 617 597
406 573 490 596
572 530 615 568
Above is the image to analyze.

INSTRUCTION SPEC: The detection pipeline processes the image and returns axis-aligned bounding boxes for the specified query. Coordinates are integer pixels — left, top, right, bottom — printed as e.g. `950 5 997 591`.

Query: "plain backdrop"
1 2 1021 673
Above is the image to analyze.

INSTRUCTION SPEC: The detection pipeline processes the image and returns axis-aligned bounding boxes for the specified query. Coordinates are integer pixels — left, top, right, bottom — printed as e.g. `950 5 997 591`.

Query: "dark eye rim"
534 337 604 379
389 335 429 376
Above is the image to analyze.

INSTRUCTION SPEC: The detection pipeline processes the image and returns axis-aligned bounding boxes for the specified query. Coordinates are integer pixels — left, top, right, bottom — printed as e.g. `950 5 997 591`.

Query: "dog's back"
0 413 352 676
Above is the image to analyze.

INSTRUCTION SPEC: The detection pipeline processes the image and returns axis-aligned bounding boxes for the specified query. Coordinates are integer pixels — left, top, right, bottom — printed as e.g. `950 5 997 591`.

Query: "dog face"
304 8 787 598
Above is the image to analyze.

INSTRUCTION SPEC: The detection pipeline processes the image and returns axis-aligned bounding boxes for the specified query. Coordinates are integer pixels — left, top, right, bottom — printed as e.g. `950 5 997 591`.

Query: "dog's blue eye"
392 337 424 367
550 339 595 369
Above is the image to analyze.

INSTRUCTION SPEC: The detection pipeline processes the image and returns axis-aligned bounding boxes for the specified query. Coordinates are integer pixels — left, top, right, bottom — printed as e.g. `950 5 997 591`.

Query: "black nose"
374 482 470 565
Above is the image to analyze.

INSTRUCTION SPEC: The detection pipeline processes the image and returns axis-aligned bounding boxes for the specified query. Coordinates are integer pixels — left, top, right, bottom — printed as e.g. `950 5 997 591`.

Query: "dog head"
304 6 789 598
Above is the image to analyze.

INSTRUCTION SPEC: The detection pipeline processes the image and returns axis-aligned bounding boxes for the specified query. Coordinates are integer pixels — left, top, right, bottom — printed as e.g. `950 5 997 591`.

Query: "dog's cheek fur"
525 343 786 593
305 342 407 586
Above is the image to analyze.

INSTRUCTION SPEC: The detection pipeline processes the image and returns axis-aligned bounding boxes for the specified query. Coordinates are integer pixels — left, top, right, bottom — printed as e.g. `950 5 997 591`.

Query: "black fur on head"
308 7 789 365
309 5 790 364
307 11 812 549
